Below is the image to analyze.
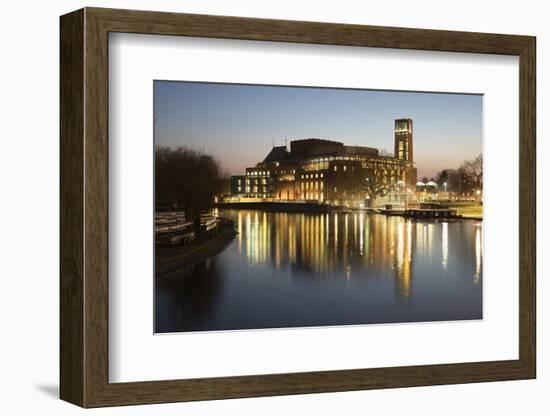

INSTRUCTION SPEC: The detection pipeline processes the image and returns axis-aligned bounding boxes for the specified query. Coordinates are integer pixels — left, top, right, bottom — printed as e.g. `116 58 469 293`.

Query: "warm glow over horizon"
154 81 482 179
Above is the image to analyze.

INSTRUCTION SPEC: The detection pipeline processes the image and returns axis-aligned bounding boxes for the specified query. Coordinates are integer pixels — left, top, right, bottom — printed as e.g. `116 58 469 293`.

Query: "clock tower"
394 118 413 162
394 118 417 189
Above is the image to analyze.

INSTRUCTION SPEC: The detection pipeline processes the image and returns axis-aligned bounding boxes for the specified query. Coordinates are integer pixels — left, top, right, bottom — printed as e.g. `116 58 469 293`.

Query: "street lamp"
444 182 447 193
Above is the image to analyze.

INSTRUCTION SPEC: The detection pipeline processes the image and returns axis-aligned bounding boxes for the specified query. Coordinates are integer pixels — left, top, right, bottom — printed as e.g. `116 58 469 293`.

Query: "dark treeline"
433 153 483 194
155 146 225 222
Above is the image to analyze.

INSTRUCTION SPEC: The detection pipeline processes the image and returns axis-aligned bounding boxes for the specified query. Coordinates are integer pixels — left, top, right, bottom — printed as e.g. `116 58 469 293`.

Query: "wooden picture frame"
60 7 536 408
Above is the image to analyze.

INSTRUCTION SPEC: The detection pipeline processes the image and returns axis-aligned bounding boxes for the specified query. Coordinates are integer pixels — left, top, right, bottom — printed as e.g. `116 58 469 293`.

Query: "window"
343 165 347 172
334 166 338 172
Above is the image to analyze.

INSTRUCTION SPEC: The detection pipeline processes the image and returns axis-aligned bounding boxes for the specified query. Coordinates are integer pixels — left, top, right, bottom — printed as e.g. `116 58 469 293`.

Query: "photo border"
60 7 536 407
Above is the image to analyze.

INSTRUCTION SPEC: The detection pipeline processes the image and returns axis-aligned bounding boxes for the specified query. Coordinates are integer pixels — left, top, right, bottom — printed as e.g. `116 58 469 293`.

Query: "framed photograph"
60 7 536 407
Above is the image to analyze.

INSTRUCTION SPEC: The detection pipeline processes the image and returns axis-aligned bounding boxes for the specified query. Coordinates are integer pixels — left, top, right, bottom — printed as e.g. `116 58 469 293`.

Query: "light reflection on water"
155 210 483 333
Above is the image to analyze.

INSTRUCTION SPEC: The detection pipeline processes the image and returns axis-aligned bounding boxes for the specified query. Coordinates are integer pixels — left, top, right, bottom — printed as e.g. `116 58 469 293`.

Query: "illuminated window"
334 166 338 172
343 165 347 172
320 173 324 178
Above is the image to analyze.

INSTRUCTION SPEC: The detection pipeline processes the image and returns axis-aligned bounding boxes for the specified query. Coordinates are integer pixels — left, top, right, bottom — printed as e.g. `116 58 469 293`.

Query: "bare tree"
155 146 223 222
378 148 394 157
461 153 483 191
350 164 394 206
434 154 483 195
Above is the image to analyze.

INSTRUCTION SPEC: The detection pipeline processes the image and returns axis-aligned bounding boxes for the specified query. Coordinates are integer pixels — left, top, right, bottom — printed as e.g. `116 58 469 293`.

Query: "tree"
435 169 450 187
461 153 483 191
155 146 223 222
351 164 394 206
433 154 483 195
378 148 394 157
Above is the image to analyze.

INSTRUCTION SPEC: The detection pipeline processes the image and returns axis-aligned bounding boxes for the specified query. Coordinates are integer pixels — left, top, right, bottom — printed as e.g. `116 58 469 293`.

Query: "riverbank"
444 202 483 220
217 201 482 220
216 201 343 213
155 224 237 278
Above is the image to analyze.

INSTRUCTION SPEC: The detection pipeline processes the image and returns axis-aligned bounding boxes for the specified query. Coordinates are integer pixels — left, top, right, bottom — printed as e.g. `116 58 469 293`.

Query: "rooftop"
263 138 379 163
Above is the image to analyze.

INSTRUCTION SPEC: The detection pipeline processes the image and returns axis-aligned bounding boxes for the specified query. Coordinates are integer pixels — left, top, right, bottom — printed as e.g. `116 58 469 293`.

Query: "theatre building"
229 119 417 207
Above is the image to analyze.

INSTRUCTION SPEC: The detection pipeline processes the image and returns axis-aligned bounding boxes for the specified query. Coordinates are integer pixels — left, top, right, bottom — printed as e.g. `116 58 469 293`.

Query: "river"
155 210 482 333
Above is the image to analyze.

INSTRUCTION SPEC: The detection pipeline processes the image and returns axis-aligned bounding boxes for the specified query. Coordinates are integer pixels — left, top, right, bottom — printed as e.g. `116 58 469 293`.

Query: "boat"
403 208 462 219
200 213 218 232
155 212 195 245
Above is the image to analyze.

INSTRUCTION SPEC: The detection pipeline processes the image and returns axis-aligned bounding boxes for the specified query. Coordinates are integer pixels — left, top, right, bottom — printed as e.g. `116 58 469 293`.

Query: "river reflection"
155 210 482 333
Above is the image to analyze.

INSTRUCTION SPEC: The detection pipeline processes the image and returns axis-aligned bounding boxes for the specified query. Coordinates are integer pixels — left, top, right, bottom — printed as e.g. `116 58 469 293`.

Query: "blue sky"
154 81 482 179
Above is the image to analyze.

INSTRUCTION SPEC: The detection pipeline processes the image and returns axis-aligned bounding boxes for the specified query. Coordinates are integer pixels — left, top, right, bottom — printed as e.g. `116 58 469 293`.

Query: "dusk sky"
154 81 482 179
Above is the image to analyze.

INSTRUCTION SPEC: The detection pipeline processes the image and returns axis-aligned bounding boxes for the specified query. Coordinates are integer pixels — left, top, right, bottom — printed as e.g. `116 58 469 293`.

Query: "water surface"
155 210 482 333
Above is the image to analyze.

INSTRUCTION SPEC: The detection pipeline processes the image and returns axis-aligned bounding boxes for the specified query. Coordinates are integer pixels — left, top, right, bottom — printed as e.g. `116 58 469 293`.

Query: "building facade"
229 119 417 207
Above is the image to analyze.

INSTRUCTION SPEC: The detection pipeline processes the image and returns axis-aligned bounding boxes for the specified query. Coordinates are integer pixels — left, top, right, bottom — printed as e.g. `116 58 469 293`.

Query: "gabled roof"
263 146 290 163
